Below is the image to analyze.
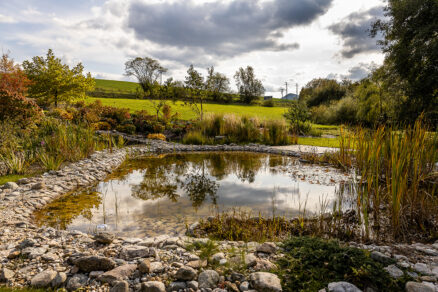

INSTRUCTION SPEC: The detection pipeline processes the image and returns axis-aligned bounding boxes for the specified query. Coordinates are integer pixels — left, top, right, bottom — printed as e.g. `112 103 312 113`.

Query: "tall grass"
183 113 290 145
338 118 438 240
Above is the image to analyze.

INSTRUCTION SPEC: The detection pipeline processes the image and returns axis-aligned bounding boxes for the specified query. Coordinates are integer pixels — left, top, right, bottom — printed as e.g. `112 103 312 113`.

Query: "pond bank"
1 140 437 291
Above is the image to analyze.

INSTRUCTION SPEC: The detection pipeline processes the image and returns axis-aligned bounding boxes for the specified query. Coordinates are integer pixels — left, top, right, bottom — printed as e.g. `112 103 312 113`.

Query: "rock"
99 264 137 285
94 231 115 244
42 252 59 262
66 273 88 291
370 251 393 265
249 272 282 292
19 238 35 248
150 261 164 273
111 280 130 292
405 281 434 292
120 245 150 259
245 253 258 267
4 182 18 190
75 255 116 272
240 281 250 291
211 252 226 263
414 263 432 275
89 271 104 278
230 272 245 282
51 272 67 288
225 281 240 292
175 266 197 281
384 264 404 279
327 282 362 292
0 268 15 282
138 259 151 273
254 259 276 271
187 259 207 269
256 242 277 254
141 281 166 292
198 270 220 289
167 281 187 291
31 270 57 288
32 181 45 190
186 222 200 236
187 281 199 290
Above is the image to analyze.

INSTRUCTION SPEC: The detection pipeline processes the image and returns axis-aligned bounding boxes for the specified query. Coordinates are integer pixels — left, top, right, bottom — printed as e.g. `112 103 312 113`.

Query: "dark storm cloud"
127 0 332 58
342 63 375 80
329 6 384 58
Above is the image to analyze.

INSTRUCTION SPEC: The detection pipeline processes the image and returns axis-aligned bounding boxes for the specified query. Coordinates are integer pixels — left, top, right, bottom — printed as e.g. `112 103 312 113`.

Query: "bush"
262 120 290 145
263 99 274 107
92 121 112 131
147 133 166 141
276 236 406 292
283 101 311 135
116 124 136 135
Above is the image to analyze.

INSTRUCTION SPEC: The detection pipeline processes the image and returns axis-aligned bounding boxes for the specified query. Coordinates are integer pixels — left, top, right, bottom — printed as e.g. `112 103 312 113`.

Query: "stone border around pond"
1 140 438 291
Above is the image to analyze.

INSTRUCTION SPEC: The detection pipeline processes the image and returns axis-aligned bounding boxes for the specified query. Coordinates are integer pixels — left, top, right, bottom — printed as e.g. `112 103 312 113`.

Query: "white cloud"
0 14 16 23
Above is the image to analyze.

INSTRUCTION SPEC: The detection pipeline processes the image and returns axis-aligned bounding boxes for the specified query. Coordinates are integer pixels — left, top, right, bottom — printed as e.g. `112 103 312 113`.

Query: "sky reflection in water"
36 152 351 237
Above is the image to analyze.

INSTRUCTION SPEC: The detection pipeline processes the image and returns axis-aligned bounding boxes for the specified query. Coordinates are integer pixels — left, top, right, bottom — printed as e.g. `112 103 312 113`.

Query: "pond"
34 152 353 237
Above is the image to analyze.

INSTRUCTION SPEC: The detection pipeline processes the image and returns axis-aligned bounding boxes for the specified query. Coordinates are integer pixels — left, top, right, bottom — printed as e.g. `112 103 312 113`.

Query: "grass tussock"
183 114 291 146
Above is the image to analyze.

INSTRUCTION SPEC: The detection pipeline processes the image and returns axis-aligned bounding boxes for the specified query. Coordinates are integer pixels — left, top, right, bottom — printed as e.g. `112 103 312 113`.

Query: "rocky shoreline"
1 139 438 291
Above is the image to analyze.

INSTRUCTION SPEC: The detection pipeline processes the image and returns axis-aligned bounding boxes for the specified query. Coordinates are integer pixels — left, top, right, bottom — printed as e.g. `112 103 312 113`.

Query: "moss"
275 236 409 292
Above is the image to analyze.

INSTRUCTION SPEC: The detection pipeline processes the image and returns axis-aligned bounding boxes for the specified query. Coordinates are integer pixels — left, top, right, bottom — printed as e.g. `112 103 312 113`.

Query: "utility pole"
296 83 298 95
280 87 284 97
284 82 289 95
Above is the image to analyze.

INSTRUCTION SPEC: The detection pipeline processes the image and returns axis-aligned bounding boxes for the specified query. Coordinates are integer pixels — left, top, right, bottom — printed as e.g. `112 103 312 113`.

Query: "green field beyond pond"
87 97 289 121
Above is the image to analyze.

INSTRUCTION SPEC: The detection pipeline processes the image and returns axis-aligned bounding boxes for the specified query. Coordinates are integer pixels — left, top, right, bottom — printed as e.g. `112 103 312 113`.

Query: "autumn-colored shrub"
147 133 166 141
0 53 42 127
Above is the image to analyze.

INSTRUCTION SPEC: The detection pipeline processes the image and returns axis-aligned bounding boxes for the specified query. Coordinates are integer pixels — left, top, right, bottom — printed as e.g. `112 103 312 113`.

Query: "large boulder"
75 255 116 272
141 281 166 292
249 272 282 292
31 270 57 288
138 259 151 273
110 280 130 292
175 266 197 281
198 270 220 289
99 264 137 285
51 272 67 288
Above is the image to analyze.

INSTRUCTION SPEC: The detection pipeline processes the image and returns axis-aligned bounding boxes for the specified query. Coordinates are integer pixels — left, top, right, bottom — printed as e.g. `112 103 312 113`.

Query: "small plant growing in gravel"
276 236 409 292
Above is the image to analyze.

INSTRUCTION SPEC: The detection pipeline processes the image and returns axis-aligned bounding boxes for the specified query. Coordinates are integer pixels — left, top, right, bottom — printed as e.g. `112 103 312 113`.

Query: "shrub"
263 99 274 107
92 121 112 131
38 151 63 171
116 124 136 135
283 101 311 135
276 236 405 292
132 110 156 134
147 133 166 141
49 108 74 121
0 152 27 174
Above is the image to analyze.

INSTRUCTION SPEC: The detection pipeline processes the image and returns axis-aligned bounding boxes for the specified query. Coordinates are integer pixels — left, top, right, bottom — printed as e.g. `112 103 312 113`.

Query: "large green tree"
23 49 94 107
299 78 347 107
372 0 438 124
234 66 264 104
205 66 230 102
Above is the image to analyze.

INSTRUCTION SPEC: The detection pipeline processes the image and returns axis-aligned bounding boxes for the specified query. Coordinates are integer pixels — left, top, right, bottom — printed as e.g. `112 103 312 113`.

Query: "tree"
371 0 438 124
125 57 168 120
22 49 94 107
299 78 346 107
185 65 206 120
0 53 42 127
283 101 311 135
234 66 264 104
205 66 230 102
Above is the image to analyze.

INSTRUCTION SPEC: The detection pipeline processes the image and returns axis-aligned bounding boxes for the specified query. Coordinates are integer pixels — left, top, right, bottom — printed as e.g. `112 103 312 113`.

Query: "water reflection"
35 152 352 237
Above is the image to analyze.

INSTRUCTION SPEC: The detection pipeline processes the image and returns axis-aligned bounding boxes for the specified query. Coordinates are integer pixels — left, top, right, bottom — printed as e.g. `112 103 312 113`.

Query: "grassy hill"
95 79 141 93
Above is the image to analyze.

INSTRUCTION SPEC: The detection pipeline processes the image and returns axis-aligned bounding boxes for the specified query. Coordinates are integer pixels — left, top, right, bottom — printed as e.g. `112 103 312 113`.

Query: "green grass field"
87 97 289 121
95 79 140 93
0 174 27 186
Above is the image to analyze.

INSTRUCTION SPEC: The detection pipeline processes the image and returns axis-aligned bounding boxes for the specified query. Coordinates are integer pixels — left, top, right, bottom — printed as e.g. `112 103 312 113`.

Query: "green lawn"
87 97 288 121
298 137 340 148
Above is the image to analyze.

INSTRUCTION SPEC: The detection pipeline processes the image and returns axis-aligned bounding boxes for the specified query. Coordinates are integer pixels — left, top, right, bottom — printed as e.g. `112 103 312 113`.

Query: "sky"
0 0 386 97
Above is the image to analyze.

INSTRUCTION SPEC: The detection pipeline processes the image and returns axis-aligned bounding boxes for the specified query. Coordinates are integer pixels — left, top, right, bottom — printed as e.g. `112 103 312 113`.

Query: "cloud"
327 62 377 81
329 6 384 58
126 0 332 59
0 14 17 23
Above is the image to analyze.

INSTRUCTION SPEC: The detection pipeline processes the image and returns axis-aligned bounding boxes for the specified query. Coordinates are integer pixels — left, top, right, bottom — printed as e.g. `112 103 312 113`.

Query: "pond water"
34 152 353 237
